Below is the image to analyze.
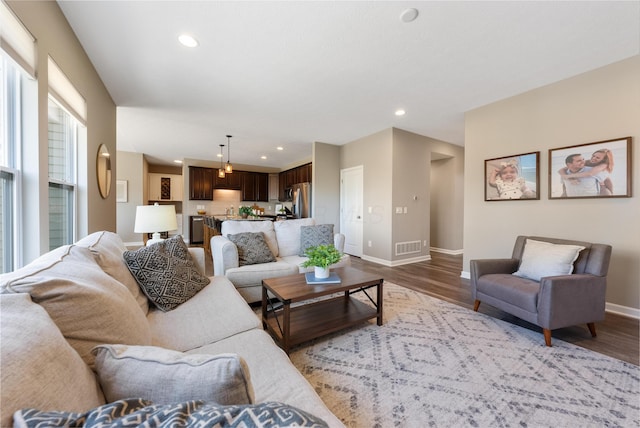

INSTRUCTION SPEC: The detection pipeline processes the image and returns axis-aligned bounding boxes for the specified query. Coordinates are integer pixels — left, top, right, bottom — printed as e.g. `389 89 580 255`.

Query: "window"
0 55 22 273
48 96 78 250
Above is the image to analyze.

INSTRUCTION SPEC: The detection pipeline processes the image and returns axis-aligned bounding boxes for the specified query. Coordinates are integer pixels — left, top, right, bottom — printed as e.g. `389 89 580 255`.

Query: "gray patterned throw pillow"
123 235 210 312
227 232 276 266
299 224 334 256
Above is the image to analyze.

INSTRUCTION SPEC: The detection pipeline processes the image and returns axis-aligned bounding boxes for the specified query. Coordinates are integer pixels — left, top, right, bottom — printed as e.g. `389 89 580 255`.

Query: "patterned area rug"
288 283 640 428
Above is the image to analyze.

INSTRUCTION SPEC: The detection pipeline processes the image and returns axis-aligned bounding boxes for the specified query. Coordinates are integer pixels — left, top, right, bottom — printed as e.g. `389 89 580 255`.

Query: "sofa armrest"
211 235 239 276
334 233 345 252
537 274 607 329
188 247 206 275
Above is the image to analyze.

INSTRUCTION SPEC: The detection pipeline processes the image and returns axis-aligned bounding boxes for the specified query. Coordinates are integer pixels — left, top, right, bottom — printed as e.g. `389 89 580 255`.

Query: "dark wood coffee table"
261 266 384 354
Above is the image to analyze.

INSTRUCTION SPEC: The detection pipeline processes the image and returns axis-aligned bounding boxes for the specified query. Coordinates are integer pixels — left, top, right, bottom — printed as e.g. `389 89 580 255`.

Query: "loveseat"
212 218 351 303
0 231 343 427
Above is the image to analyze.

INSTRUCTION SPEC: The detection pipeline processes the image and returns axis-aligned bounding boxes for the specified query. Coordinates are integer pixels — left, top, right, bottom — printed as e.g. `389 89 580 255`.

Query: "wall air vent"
395 240 422 256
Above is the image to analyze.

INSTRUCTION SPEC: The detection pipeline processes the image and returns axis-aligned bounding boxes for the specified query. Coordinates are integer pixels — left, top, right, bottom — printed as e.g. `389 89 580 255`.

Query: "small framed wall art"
116 180 128 203
549 137 632 199
484 151 540 201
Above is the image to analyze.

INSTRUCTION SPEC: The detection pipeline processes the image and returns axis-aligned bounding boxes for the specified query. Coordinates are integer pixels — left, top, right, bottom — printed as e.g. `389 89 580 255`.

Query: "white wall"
463 55 640 313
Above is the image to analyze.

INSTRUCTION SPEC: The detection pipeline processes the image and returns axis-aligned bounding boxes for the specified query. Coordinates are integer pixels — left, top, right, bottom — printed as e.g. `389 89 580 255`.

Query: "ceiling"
57 1 640 169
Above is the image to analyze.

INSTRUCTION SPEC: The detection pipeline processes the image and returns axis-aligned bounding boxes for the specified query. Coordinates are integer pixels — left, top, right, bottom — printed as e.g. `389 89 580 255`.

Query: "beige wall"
339 127 464 264
312 142 341 230
9 1 117 262
116 151 145 245
341 129 393 261
463 55 640 314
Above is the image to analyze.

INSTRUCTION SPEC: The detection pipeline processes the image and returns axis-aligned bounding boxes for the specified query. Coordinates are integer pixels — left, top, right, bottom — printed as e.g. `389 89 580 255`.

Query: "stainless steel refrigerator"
291 182 311 218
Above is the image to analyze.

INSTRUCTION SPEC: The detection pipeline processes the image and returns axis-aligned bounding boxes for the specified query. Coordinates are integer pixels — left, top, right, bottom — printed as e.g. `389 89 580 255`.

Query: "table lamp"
134 203 178 246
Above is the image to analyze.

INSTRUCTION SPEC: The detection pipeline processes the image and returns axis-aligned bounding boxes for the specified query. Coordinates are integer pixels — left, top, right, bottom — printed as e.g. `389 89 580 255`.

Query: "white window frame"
0 53 23 272
47 95 79 249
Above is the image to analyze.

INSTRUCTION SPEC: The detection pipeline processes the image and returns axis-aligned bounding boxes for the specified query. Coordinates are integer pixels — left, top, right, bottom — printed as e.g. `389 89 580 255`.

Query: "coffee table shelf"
264 295 377 348
262 267 384 354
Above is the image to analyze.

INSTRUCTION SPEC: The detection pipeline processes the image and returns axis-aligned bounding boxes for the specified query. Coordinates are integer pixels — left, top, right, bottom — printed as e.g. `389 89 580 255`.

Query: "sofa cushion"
274 218 315 257
14 399 329 428
124 235 210 312
92 345 254 405
299 224 334 256
223 220 278 256
513 238 585 281
228 232 277 266
188 328 343 427
225 261 300 288
76 231 149 314
3 245 151 368
147 276 261 351
0 293 105 428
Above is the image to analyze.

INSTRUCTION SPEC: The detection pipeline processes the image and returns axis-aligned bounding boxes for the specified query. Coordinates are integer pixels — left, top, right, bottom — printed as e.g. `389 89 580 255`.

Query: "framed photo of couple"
549 137 632 199
484 152 540 201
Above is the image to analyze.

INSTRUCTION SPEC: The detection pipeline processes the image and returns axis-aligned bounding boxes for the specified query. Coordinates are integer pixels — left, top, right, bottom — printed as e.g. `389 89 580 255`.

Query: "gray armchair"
470 236 612 346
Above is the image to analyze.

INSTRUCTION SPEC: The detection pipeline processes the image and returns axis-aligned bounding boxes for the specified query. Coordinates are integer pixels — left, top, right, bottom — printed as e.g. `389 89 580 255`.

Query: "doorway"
340 166 363 257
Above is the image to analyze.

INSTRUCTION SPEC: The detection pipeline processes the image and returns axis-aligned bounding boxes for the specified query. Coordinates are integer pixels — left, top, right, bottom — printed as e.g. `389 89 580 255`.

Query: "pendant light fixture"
225 135 233 173
218 144 226 178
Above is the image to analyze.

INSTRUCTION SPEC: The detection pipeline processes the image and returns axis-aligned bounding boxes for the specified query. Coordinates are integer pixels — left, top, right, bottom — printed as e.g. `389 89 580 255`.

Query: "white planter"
314 266 330 279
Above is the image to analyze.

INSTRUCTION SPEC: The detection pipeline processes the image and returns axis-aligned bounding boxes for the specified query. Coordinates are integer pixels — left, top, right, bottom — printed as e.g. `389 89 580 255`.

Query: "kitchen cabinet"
214 170 243 190
149 173 182 201
189 166 214 200
279 163 311 201
241 172 269 202
268 174 279 200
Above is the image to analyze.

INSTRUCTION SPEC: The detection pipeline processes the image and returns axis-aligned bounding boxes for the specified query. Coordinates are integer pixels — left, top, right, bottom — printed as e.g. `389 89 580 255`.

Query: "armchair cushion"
513 238 585 281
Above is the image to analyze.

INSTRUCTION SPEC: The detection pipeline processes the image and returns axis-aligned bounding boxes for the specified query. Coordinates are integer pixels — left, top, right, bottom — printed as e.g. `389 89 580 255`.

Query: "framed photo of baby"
484 152 540 201
549 137 632 199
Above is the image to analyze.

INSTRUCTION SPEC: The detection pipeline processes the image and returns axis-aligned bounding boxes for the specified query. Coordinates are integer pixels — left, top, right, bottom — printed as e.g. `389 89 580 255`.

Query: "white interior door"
340 166 363 257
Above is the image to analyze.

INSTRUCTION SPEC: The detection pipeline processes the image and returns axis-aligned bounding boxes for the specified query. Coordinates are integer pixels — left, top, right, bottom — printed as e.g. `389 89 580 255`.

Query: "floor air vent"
395 240 422 256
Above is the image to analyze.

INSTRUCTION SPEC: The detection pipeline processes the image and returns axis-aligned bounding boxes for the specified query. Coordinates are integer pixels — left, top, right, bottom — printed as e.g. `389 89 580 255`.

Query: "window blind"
0 1 36 78
48 56 87 124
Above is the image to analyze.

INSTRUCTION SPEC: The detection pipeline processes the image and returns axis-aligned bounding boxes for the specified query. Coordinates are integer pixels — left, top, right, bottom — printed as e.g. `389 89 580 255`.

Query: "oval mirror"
96 143 112 199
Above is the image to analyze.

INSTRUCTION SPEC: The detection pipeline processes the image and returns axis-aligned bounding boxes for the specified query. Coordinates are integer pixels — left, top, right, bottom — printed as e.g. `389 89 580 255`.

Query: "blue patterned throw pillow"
299 224 334 256
14 399 329 428
228 232 276 266
123 235 210 312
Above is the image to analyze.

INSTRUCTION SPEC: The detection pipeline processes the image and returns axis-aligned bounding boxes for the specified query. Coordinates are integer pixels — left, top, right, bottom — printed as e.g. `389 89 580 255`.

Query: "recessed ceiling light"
395 109 406 116
400 8 419 23
277 146 284 151
173 160 182 164
178 34 199 48
261 156 267 160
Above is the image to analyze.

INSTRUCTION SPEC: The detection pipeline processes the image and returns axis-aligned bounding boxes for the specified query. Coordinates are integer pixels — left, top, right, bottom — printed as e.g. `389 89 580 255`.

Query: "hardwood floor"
350 253 640 366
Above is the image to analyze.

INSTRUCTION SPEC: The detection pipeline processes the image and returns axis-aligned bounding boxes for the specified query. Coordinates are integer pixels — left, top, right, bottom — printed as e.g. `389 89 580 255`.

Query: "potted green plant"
238 206 253 218
300 244 343 278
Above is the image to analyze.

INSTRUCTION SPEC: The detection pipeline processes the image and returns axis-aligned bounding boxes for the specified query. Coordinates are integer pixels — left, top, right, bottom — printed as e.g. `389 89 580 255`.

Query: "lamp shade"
134 204 178 234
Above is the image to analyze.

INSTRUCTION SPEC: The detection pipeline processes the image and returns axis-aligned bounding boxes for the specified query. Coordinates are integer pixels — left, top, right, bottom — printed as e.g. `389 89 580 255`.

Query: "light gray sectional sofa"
0 231 343 427
212 218 351 303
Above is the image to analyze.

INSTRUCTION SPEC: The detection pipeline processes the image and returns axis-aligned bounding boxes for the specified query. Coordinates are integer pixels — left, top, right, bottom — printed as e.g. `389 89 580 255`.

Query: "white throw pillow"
92 345 255 406
513 239 585 281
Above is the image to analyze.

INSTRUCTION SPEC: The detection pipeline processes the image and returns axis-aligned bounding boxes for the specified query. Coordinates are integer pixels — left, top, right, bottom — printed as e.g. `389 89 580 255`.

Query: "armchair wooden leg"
543 329 552 347
587 322 597 338
473 300 481 312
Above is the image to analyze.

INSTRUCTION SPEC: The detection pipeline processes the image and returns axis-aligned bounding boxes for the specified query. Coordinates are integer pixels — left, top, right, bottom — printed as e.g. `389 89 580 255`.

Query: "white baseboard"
460 271 639 320
606 302 640 319
430 247 464 255
361 254 431 267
